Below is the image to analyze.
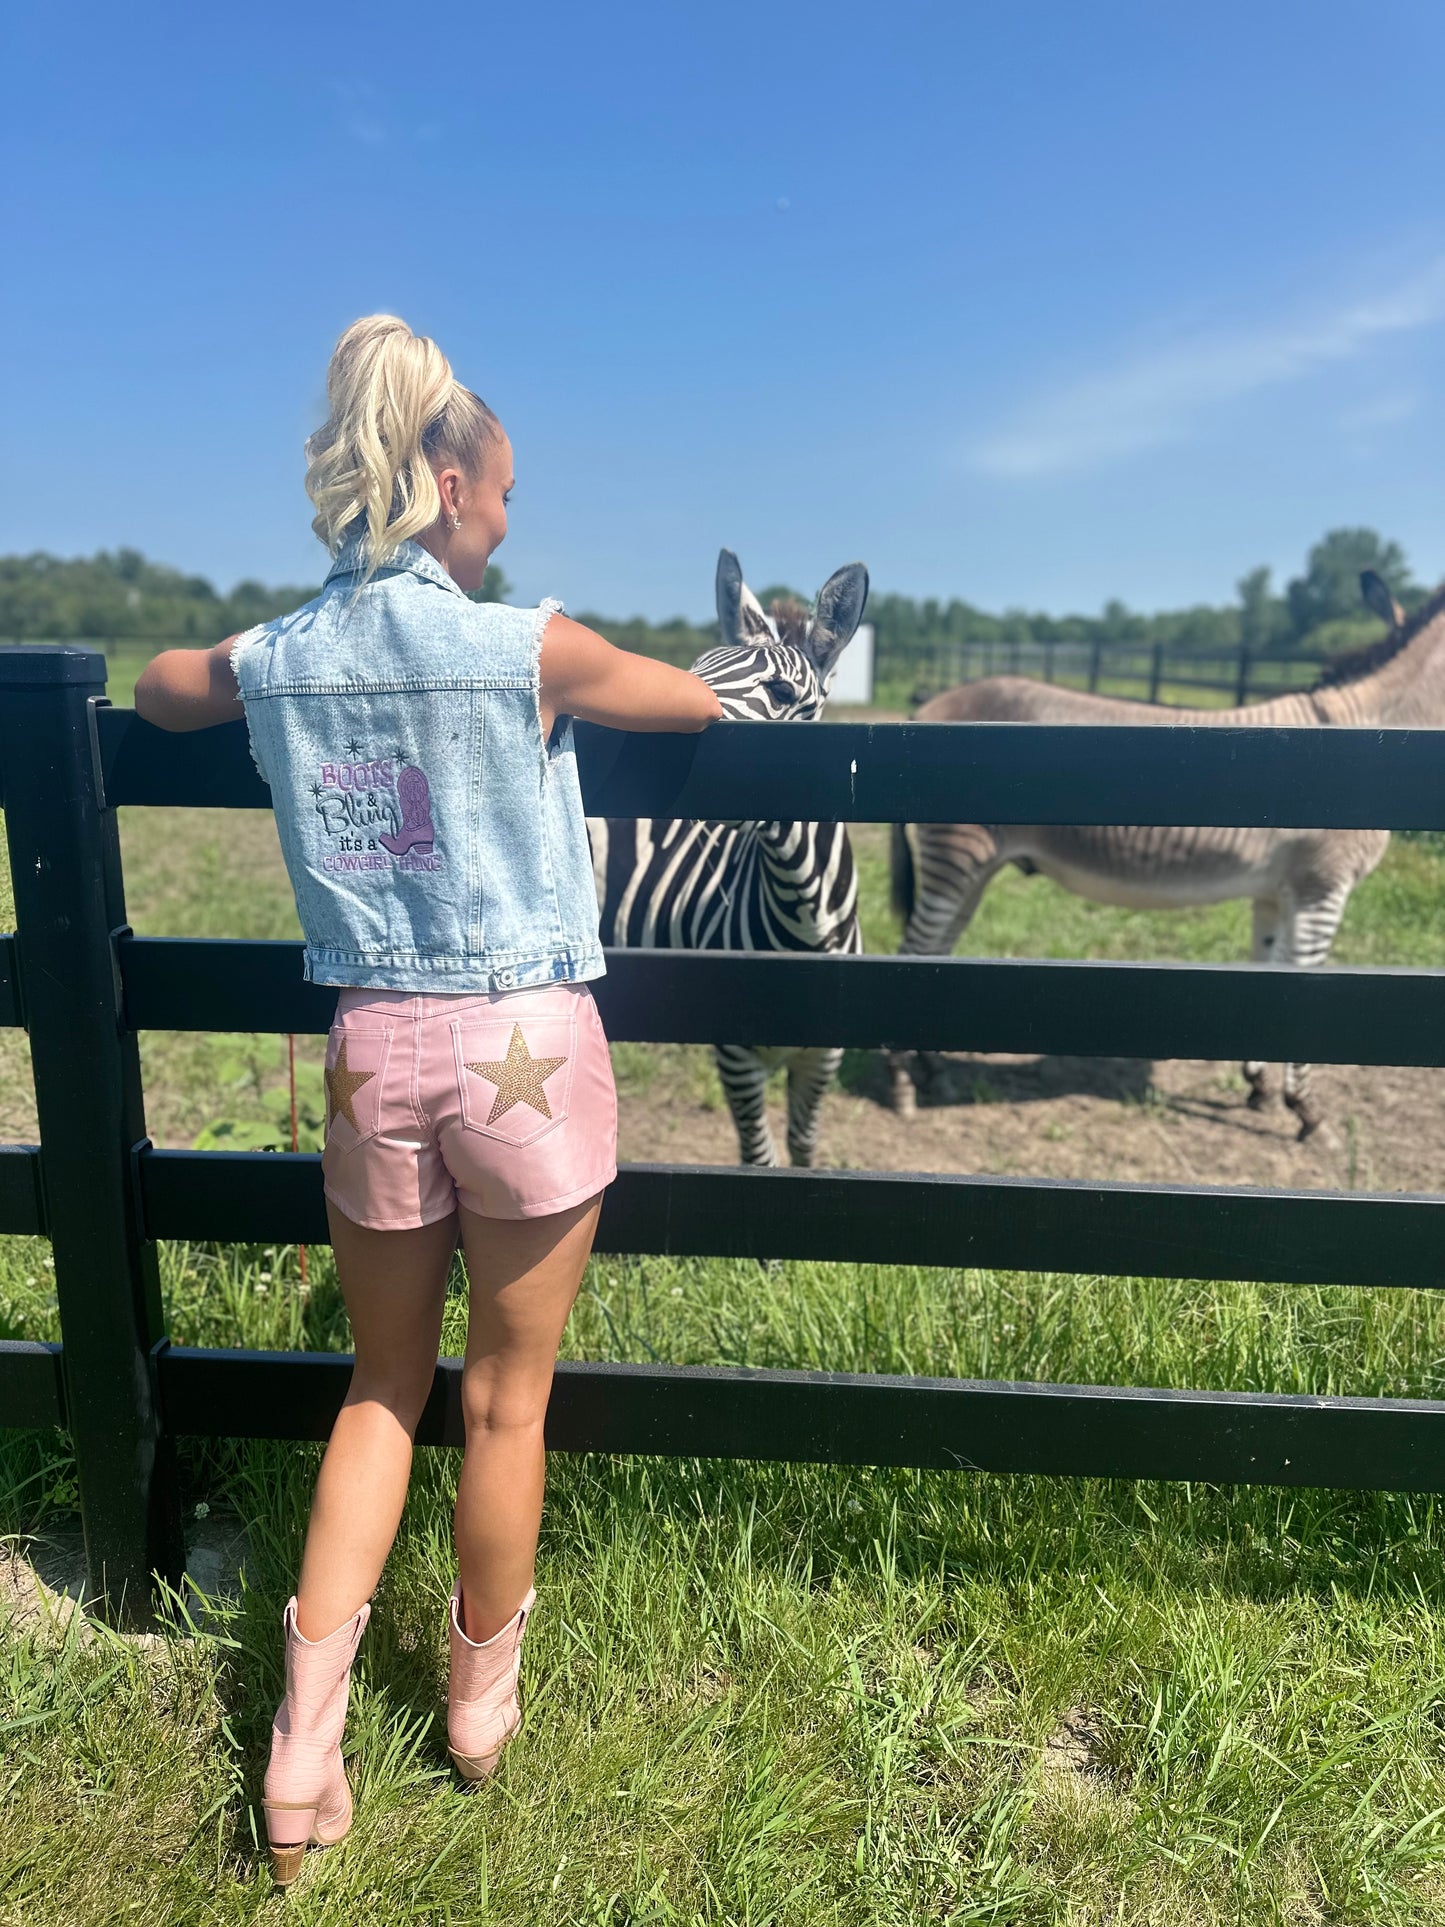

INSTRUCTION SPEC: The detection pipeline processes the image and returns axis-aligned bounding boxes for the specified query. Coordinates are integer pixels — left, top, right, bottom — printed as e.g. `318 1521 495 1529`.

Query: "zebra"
888 571 1445 1139
590 548 869 1166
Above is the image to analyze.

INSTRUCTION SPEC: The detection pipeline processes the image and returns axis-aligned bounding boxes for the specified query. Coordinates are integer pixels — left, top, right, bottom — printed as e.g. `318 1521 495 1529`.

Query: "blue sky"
5 1 1444 621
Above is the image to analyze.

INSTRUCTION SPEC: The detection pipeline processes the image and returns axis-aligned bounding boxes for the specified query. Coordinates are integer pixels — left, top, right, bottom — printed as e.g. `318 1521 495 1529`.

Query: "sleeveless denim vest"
228 529 604 994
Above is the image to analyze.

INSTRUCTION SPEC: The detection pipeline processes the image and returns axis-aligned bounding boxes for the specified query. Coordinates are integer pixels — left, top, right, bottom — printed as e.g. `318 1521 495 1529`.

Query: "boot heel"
262 1801 318 1886
267 1839 308 1886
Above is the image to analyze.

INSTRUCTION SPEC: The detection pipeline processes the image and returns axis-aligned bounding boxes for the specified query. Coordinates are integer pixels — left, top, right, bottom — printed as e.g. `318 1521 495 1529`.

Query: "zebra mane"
1314 577 1445 689
765 596 812 651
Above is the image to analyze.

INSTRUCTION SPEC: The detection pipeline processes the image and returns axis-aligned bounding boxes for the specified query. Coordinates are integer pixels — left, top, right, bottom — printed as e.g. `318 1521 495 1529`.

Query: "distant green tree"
0 549 317 642
1170 604 1240 652
1100 598 1157 647
1285 529 1417 639
471 563 511 603
1236 566 1288 654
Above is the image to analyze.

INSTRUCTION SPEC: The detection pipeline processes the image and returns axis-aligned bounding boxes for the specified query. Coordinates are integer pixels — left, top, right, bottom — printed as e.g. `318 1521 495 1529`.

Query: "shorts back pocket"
324 1024 392 1148
451 1004 578 1147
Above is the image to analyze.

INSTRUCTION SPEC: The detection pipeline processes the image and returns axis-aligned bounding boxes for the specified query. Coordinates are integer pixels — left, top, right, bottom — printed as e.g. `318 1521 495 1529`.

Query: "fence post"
1148 643 1164 704
1089 640 1103 692
1235 645 1252 707
0 647 184 1630
1043 641 1055 684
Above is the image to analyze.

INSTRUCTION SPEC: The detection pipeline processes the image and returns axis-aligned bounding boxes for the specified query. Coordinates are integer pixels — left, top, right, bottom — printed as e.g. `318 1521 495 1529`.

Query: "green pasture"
5 680 1445 1922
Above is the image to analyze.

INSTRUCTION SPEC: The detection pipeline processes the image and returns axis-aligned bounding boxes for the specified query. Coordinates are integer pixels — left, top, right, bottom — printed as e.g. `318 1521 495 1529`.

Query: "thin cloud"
1339 391 1420 432
329 78 389 147
968 259 1445 479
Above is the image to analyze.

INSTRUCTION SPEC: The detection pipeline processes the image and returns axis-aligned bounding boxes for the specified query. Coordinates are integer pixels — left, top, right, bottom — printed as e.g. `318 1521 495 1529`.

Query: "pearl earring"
451 516 462 530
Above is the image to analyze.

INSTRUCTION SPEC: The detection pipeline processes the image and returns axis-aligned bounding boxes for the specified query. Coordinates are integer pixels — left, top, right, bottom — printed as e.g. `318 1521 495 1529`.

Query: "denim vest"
228 529 604 993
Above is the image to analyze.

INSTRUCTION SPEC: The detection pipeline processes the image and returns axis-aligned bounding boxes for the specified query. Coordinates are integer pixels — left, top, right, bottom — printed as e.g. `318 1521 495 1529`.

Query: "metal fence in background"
1 645 1444 1631
893 635 1340 705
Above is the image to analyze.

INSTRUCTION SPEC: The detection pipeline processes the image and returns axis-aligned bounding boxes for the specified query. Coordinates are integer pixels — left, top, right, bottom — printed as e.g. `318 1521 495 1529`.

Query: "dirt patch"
618 1048 1445 1195
1 1513 251 1646
1040 1705 1113 1784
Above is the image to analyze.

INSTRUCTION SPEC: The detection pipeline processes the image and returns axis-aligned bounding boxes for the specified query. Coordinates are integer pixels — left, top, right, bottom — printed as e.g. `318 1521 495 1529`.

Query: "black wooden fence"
897 635 1340 705
3 645 1445 1631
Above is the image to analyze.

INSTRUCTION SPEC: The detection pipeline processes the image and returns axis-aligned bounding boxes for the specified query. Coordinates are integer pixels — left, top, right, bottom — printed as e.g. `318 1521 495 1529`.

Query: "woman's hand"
133 637 245 731
538 614 723 741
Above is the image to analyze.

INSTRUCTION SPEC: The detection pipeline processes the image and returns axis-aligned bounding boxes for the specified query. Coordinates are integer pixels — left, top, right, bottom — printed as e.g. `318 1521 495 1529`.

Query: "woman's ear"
434 464 464 523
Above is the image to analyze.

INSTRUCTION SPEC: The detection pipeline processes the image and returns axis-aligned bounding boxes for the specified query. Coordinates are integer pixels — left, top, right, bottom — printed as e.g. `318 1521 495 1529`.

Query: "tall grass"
8 1231 1445 1921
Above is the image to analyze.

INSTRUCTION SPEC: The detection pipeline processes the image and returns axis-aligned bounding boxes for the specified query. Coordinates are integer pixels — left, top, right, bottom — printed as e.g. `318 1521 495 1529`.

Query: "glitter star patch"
325 1036 376 1132
465 1025 568 1125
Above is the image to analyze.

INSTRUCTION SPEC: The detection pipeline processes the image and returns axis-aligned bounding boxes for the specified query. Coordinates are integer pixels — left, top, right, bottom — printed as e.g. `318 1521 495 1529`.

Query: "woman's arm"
539 614 723 739
133 638 245 731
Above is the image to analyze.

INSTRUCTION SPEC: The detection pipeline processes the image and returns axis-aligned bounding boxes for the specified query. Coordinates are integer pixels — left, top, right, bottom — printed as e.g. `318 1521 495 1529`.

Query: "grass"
10 1237 1445 1921
6 684 1445 1920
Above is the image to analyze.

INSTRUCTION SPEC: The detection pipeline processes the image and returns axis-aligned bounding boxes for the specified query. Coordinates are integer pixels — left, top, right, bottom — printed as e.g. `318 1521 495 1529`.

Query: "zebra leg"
714 1044 779 1166
785 1047 843 1167
888 825 1006 1115
1278 887 1350 1140
1243 896 1281 1110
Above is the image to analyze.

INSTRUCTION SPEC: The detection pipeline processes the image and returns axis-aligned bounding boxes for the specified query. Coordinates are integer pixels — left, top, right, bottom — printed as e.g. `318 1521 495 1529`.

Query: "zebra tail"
890 821 915 925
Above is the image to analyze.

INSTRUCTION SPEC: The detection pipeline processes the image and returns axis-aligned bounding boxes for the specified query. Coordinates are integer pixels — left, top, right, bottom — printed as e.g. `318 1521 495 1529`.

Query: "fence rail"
2 644 1445 1629
96 704 1445 827
121 937 1445 1065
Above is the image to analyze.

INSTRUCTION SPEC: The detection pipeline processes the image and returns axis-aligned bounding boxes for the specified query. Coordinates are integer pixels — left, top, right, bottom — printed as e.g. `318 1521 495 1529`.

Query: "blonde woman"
135 316 721 1884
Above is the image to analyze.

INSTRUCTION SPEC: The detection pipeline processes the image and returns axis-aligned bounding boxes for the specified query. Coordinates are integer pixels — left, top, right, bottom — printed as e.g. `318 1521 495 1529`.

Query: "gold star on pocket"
326 1036 376 1133
466 1024 567 1125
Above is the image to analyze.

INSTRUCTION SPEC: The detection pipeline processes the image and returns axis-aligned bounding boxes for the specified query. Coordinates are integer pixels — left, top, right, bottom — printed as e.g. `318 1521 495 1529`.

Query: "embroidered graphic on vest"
380 764 437 858
465 1025 568 1124
309 741 445 875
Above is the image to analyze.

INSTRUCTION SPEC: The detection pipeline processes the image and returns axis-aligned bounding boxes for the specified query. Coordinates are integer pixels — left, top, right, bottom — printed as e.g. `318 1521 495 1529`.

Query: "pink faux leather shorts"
320 981 617 1230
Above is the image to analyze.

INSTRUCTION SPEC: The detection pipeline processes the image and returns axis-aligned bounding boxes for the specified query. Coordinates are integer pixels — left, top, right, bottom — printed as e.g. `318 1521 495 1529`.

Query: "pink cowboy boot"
447 1579 536 1782
261 1594 371 1887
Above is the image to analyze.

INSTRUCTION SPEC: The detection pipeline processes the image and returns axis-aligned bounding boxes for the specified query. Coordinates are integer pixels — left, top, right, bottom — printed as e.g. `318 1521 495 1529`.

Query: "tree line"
865 528 1426 671
0 527 1427 669
0 547 511 644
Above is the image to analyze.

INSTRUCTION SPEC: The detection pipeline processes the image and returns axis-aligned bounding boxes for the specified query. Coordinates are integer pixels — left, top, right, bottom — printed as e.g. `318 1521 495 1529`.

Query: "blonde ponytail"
304 314 500 580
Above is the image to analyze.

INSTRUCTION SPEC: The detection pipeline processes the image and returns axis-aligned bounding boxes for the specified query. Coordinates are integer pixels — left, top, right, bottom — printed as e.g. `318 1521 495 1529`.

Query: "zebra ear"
716 548 775 646
808 562 870 680
1360 569 1405 629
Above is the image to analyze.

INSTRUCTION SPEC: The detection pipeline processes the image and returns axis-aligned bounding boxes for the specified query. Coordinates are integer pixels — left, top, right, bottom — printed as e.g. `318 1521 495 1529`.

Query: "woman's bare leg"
453 1195 602 1642
292 1200 459 1640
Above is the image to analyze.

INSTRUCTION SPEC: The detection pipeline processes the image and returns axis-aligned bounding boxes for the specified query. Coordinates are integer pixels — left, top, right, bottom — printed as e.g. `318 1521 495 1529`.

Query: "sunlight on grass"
8 1237 1445 1919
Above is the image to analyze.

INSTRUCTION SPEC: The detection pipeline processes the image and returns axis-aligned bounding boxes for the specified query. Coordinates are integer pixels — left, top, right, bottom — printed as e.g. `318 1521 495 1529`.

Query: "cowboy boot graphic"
379 764 437 856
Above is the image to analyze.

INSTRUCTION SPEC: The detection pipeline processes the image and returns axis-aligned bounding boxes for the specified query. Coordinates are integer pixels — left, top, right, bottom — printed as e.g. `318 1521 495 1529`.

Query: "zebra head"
692 549 870 720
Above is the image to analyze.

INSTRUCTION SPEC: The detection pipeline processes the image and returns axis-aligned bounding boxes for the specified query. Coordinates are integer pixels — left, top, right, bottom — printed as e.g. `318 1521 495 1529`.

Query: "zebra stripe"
593 635 861 1167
